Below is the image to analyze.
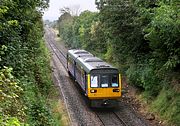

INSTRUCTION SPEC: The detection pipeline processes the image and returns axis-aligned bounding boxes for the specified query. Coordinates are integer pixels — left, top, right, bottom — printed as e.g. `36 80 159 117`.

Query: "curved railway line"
45 27 149 126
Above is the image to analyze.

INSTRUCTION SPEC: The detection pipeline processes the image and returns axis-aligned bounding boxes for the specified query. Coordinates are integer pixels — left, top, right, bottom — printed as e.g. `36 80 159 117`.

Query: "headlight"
113 89 120 92
90 89 97 93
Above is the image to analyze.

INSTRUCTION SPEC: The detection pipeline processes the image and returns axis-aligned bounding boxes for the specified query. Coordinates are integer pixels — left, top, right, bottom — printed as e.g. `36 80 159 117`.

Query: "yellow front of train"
87 72 122 107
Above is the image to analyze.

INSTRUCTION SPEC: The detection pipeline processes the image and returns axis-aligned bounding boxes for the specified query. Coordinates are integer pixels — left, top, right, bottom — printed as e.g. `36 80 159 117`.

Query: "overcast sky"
43 0 97 21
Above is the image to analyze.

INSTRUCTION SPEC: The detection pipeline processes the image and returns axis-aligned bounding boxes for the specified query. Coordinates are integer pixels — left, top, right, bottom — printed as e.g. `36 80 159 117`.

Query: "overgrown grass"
47 86 70 126
150 87 180 125
125 63 180 125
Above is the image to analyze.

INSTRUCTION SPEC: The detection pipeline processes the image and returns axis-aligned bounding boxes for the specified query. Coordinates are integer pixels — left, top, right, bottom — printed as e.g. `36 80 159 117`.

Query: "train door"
73 60 76 79
84 72 88 96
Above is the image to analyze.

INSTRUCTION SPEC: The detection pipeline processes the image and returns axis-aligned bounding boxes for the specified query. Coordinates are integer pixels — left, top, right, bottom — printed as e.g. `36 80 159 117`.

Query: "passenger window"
112 75 118 87
100 75 109 88
91 75 98 87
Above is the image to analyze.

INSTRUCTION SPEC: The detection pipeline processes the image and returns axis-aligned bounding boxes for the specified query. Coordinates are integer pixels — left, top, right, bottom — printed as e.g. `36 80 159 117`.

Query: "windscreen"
90 74 119 88
100 75 109 87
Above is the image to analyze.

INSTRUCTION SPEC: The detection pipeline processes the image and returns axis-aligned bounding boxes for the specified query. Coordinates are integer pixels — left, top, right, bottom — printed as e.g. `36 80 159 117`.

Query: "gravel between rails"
95 110 126 126
45 27 103 126
45 27 151 126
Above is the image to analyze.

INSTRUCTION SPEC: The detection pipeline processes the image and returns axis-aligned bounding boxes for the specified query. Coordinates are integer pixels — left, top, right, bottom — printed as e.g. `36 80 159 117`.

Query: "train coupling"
102 99 110 106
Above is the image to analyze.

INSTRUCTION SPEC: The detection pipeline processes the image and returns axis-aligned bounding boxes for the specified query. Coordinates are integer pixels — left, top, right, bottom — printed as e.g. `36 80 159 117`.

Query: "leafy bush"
34 40 52 96
0 0 62 125
144 3 180 73
57 0 180 125
28 101 54 126
58 10 99 50
140 65 161 97
151 87 180 125
126 64 143 88
0 67 25 120
0 114 28 126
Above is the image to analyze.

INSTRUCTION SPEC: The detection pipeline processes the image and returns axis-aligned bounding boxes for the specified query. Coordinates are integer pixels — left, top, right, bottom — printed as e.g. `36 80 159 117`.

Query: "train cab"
67 49 122 107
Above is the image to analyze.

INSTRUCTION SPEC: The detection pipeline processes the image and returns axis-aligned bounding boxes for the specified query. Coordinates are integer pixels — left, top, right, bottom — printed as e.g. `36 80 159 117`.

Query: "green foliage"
57 0 179 124
0 45 7 61
28 101 54 126
126 63 161 97
126 64 143 88
76 11 98 51
90 21 107 57
151 86 180 125
34 40 53 95
0 67 21 99
0 114 28 126
0 0 61 125
144 3 180 72
140 66 161 97
21 41 56 125
58 12 74 47
58 10 100 52
0 66 25 120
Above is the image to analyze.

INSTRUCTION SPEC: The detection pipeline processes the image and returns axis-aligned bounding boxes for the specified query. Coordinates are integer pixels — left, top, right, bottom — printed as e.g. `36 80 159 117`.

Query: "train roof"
68 49 118 73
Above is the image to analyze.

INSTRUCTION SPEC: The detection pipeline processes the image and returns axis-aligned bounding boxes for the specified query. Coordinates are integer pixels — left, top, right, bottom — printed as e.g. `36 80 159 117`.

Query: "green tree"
58 1 180 124
0 0 58 125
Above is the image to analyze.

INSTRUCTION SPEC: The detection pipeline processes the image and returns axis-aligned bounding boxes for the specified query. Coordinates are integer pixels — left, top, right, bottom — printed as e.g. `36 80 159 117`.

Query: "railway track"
49 41 67 68
96 111 128 126
45 27 103 125
45 27 149 126
46 29 130 126
45 30 67 69
113 112 128 126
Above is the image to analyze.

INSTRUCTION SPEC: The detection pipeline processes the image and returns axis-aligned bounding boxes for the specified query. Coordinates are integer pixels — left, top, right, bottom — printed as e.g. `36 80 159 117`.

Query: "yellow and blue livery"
67 49 122 107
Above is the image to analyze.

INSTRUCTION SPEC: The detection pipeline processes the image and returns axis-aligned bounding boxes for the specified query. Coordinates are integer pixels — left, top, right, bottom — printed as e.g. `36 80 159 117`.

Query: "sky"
43 0 98 21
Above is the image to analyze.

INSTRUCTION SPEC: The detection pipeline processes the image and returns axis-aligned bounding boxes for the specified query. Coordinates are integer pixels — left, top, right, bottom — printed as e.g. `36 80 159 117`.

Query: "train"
67 49 122 107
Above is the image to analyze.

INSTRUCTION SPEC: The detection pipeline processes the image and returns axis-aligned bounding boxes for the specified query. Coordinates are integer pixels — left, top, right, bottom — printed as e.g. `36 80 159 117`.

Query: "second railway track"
46 33 67 69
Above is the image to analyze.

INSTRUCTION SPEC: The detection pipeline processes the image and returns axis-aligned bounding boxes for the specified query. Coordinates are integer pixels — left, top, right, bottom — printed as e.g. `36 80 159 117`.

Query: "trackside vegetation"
57 0 179 125
0 0 63 125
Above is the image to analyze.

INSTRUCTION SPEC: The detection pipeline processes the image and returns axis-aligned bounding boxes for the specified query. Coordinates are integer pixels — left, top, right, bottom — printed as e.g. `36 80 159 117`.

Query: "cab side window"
91 75 98 88
111 74 118 87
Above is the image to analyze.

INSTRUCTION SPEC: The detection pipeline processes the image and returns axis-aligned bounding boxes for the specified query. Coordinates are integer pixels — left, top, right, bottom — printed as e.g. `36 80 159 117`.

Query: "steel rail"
47 38 67 70
95 113 107 126
113 112 128 126
46 28 130 126
95 111 128 126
